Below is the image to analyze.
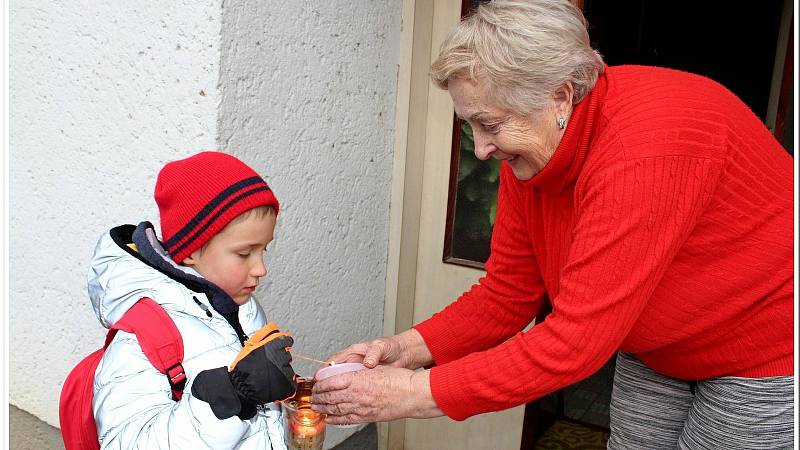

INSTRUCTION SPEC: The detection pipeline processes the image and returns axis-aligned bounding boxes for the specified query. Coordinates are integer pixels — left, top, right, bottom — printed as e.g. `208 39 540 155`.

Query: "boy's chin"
232 295 251 306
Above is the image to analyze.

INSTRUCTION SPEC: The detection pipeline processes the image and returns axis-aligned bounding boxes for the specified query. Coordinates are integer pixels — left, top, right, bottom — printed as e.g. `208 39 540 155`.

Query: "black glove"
192 334 297 420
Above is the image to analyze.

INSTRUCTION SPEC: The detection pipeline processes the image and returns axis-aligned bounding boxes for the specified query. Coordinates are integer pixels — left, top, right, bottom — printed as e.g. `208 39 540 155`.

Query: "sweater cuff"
414 317 471 365
428 363 479 421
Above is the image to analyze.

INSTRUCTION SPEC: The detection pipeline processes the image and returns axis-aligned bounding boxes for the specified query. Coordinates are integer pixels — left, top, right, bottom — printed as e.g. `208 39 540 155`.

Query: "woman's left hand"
310 366 443 424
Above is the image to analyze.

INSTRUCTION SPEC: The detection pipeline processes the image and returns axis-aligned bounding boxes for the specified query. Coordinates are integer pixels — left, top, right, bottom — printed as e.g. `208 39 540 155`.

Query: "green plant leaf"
485 158 500 182
458 151 479 182
449 119 500 263
460 121 474 151
489 199 497 225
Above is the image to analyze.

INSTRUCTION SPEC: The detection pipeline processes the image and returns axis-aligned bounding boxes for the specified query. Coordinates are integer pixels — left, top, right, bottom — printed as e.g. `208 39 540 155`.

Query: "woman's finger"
362 339 392 367
313 372 356 395
316 400 356 416
312 396 360 415
325 413 365 425
311 389 350 408
327 343 369 364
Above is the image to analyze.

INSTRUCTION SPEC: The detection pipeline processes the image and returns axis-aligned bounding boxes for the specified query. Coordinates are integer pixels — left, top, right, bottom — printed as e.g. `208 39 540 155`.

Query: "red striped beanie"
155 151 280 262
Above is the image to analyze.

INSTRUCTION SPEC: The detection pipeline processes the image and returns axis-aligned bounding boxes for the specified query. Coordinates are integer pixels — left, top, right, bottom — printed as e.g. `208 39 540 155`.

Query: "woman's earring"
557 117 566 130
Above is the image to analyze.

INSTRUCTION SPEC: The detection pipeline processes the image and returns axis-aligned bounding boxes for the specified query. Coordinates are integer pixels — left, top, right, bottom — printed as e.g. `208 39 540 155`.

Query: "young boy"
88 151 296 449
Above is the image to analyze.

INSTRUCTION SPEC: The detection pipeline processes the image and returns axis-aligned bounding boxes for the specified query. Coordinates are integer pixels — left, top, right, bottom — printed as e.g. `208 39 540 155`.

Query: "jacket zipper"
192 296 213 318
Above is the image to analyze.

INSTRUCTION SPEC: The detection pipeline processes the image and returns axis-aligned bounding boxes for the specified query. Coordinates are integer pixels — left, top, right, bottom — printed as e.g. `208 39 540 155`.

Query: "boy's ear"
182 250 199 266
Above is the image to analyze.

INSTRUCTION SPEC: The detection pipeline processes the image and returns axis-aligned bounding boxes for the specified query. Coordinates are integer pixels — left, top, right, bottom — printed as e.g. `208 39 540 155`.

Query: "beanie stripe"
168 185 272 259
164 177 270 254
167 184 272 258
163 176 265 250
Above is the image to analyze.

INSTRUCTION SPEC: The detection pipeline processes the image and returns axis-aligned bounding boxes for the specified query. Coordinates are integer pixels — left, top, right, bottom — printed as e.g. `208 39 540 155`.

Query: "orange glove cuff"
229 323 292 372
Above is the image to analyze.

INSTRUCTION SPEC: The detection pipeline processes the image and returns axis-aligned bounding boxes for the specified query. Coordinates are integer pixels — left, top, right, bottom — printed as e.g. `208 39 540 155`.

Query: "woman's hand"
311 366 442 424
328 328 433 370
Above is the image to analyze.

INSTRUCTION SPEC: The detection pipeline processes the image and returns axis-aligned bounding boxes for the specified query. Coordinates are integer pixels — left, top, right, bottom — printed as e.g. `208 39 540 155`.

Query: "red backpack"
59 298 187 450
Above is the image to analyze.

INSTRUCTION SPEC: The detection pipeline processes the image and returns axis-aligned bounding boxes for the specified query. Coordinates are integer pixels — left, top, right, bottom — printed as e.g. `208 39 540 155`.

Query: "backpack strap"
109 297 186 400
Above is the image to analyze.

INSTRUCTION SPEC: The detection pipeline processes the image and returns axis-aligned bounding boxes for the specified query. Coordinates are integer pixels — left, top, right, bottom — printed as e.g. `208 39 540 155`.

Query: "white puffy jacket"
88 222 287 449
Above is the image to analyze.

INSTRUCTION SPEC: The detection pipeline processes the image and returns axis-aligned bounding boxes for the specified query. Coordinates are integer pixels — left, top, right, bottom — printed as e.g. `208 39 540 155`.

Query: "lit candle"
284 378 326 450
289 406 325 449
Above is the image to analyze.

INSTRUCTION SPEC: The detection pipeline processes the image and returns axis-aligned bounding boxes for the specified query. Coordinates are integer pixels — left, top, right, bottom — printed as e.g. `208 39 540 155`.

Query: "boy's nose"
253 259 267 277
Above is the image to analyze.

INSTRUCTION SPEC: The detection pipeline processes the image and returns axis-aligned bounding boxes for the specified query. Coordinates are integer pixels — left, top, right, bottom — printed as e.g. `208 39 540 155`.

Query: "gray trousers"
607 352 794 450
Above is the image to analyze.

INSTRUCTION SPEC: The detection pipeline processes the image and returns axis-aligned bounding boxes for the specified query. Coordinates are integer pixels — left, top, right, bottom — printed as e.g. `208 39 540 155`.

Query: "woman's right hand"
328 328 432 370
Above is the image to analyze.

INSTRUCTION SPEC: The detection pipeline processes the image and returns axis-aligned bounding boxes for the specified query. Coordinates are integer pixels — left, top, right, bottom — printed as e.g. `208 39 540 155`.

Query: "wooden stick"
294 353 334 366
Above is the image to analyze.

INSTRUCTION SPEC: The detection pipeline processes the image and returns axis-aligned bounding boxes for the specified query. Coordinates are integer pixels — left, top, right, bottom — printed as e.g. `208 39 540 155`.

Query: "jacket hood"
87 222 245 342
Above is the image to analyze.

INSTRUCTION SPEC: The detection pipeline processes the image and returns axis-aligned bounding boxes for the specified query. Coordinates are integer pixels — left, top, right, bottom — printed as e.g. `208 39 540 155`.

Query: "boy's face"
182 209 276 305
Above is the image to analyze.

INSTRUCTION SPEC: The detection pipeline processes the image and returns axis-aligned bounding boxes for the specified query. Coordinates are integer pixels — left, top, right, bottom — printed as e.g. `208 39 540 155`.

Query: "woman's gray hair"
430 0 605 114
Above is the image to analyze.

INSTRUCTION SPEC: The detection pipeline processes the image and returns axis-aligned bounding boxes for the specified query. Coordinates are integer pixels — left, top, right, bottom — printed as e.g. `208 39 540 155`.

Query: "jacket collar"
131 222 240 316
129 222 248 344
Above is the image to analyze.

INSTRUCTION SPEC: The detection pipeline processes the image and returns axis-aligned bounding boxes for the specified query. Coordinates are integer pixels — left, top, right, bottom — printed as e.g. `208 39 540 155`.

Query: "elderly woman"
312 1 794 448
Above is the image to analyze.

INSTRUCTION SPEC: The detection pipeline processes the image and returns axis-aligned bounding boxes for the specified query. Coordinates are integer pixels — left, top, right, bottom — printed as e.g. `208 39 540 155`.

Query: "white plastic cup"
314 362 368 380
313 363 368 428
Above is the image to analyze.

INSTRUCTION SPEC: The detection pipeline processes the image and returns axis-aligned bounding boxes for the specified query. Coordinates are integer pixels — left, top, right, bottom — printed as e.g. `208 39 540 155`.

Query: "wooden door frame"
382 0 440 448
386 1 522 449
766 0 794 141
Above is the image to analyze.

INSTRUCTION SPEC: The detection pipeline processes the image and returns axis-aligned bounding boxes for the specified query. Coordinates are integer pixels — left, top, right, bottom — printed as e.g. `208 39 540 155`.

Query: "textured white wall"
218 0 401 379
10 0 402 443
10 1 222 426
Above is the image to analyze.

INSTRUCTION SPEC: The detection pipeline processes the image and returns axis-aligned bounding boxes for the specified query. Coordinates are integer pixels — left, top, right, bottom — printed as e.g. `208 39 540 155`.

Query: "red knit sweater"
414 65 794 421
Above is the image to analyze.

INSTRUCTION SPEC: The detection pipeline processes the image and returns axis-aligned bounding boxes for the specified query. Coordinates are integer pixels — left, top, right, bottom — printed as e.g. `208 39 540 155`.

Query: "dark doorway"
583 0 793 153
520 300 615 450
